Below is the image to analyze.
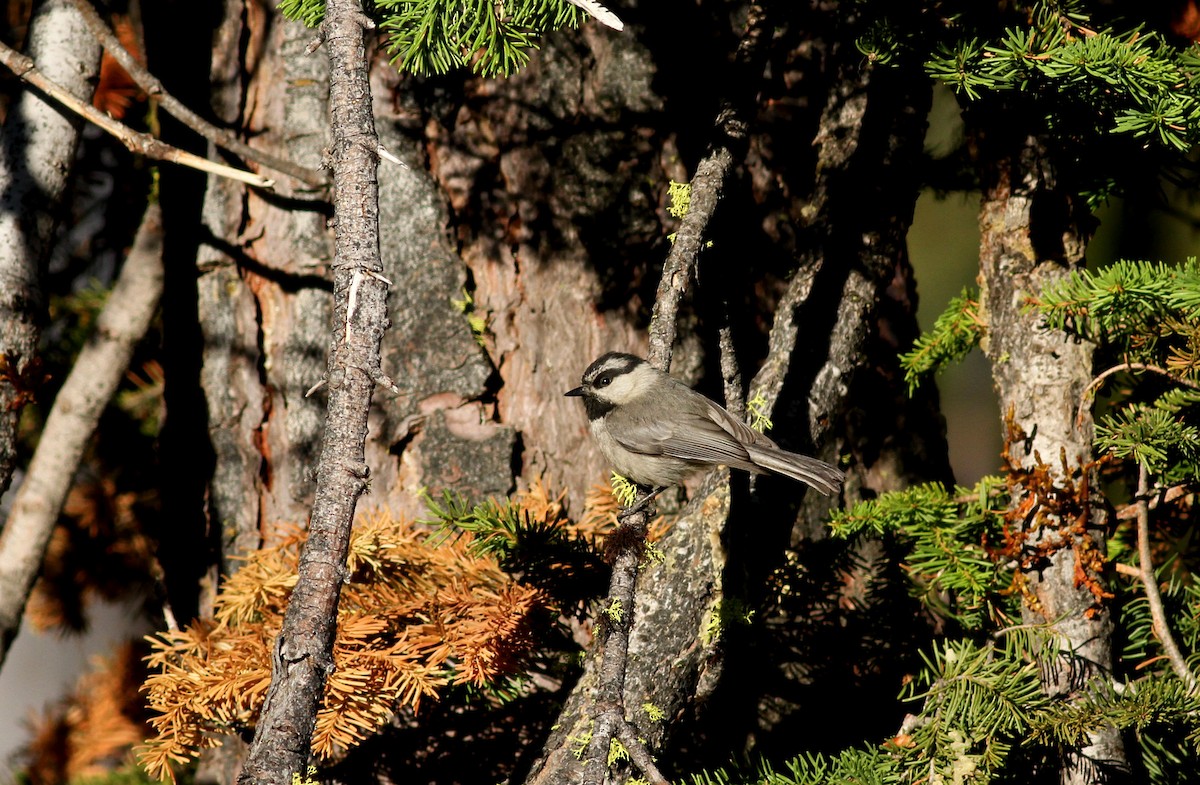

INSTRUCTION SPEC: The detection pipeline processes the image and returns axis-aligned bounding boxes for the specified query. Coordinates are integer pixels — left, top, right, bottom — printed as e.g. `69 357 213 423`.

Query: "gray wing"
607 385 761 469
608 385 844 495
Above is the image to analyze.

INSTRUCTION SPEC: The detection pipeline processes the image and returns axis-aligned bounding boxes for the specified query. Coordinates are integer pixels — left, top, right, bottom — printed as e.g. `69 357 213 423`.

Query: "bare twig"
1077 362 1200 427
1116 483 1191 520
1114 562 1141 579
1135 464 1198 692
645 0 770 371
0 39 274 189
67 0 327 187
0 203 164 668
718 317 744 419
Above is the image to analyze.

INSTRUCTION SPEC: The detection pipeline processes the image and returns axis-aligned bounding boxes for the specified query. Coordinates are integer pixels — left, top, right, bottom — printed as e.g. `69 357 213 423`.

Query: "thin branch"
67 0 328 187
616 723 669 785
718 316 744 418
1114 562 1141 579
574 5 775 785
1135 464 1198 692
237 0 389 781
0 202 164 668
1115 483 1191 520
645 0 770 371
581 512 649 785
1077 362 1200 426
0 39 275 189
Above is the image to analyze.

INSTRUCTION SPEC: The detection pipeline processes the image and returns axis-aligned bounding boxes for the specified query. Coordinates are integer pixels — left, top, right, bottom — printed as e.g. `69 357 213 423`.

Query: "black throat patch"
583 394 615 421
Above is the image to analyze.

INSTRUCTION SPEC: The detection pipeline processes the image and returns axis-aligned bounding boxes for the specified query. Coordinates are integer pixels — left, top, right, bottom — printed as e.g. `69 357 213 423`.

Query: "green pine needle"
278 0 584 77
900 288 984 393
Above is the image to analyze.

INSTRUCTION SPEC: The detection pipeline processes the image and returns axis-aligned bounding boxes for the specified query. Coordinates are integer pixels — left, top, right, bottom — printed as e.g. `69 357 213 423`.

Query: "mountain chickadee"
566 352 844 496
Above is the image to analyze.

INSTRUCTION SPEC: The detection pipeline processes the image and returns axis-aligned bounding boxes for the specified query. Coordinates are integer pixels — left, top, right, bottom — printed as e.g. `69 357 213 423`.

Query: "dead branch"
0 202 164 668
1135 464 1198 692
1077 362 1200 428
0 38 274 189
236 1 391 782
66 0 328 188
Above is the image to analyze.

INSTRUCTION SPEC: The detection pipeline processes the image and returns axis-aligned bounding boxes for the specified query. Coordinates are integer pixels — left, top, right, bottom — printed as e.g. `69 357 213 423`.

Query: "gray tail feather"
748 446 844 496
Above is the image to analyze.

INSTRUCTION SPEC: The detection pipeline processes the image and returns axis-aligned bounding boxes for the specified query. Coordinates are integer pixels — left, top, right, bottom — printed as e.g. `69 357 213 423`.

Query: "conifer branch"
900 288 985 392
1135 464 1198 693
1078 362 1200 426
279 0 586 77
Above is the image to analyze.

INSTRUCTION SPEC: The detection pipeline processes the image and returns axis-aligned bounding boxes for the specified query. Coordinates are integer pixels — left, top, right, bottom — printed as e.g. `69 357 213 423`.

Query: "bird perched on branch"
566 352 844 497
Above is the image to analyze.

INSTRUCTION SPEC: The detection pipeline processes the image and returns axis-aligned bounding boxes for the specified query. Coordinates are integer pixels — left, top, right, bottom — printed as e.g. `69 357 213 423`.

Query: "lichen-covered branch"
526 5 775 784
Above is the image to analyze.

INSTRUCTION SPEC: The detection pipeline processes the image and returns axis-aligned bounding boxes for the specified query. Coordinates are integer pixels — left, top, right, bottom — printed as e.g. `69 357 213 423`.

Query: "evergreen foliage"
722 254 1200 784
857 0 1200 153
137 483 615 783
899 288 984 393
277 0 584 76
674 243 1200 785
1034 259 1200 481
828 479 1011 629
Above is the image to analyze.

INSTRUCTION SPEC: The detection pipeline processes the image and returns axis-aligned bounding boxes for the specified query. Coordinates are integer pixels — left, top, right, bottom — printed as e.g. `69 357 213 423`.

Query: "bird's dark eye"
597 375 612 387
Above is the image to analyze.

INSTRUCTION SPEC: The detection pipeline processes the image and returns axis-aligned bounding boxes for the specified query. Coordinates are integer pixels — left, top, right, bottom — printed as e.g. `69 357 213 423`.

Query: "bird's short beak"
565 386 585 397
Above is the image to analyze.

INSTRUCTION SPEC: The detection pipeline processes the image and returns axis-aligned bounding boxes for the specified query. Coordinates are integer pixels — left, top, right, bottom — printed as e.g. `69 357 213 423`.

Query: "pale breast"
589 417 694 487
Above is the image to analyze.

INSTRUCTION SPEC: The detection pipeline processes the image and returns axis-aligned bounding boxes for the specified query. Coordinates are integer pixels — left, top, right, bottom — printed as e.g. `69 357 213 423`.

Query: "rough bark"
523 6 944 781
196 0 332 576
0 0 100 675
976 130 1128 783
183 8 334 781
238 1 388 782
433 17 682 507
365 62 508 518
0 202 162 668
0 0 100 500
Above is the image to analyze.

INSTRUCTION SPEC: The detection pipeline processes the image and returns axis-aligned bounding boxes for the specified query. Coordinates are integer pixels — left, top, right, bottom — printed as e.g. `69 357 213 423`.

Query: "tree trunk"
976 128 1128 784
0 0 101 663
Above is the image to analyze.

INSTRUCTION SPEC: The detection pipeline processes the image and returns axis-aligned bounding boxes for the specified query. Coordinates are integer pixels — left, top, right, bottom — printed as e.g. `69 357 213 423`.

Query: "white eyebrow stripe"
586 357 637 381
